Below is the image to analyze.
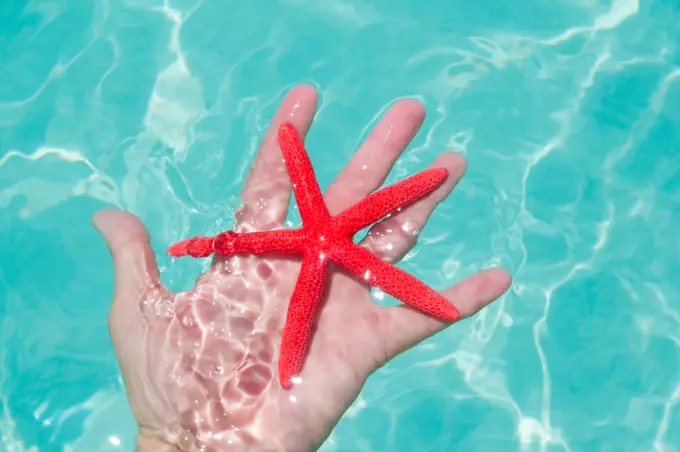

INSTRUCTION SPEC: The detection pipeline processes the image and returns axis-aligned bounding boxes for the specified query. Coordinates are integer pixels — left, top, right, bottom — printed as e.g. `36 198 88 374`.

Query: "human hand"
93 85 512 452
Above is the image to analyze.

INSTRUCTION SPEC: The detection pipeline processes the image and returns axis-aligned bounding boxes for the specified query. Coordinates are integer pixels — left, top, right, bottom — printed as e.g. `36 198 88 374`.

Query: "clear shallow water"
1 0 679 450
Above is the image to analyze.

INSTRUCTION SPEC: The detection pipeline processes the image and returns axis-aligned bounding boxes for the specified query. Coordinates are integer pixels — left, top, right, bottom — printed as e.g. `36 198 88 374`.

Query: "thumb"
93 209 163 322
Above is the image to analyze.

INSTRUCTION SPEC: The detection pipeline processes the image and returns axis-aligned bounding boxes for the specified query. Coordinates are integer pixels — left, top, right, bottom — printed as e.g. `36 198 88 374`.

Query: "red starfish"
167 122 460 389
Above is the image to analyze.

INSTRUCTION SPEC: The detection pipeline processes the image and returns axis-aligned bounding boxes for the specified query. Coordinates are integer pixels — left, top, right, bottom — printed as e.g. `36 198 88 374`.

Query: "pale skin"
93 85 512 451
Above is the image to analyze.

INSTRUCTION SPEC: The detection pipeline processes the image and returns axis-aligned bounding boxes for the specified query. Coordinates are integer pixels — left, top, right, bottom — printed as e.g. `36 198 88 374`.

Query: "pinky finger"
379 267 512 362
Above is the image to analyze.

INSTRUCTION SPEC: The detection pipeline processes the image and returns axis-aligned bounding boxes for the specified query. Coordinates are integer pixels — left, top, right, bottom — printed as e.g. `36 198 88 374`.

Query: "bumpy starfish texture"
168 122 460 389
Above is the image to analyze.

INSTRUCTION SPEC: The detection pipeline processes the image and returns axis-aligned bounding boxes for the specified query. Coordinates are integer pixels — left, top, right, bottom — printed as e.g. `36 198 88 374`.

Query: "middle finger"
323 99 426 215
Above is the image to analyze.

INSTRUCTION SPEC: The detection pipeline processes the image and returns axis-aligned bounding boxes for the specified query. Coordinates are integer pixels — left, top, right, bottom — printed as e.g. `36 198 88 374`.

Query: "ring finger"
360 152 467 262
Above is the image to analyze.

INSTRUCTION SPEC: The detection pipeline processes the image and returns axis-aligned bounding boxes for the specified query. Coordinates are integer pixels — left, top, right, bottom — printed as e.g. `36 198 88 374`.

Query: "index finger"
238 85 319 230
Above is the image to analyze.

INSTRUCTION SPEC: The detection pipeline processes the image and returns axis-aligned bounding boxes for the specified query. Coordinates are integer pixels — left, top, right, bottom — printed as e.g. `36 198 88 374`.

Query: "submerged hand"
94 85 512 452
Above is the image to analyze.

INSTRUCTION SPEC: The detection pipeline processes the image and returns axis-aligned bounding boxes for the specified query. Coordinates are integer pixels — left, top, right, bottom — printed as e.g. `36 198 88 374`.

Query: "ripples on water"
1 0 679 450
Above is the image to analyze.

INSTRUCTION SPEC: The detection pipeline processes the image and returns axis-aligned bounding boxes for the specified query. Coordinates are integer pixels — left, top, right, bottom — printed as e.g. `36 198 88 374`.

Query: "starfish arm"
333 243 460 321
333 168 447 234
167 236 215 258
278 254 329 389
278 122 330 225
167 229 304 258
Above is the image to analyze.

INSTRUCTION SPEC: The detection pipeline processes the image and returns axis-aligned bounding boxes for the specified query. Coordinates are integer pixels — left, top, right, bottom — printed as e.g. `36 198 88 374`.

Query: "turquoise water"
1 0 680 450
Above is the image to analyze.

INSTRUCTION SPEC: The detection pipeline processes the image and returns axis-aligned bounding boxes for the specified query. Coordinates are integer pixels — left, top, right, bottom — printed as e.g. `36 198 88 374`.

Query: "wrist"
137 435 182 452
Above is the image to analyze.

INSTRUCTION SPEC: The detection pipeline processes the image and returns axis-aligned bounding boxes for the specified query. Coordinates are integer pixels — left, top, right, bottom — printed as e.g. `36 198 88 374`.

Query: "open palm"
93 85 512 452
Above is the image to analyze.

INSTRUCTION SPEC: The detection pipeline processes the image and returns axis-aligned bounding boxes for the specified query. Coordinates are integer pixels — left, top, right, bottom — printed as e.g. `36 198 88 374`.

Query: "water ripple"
1 0 679 450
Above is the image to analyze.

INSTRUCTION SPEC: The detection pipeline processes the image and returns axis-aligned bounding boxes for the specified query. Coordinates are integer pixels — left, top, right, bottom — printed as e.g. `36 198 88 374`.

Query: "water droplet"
182 314 196 328
371 288 385 300
210 365 224 378
178 430 196 450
